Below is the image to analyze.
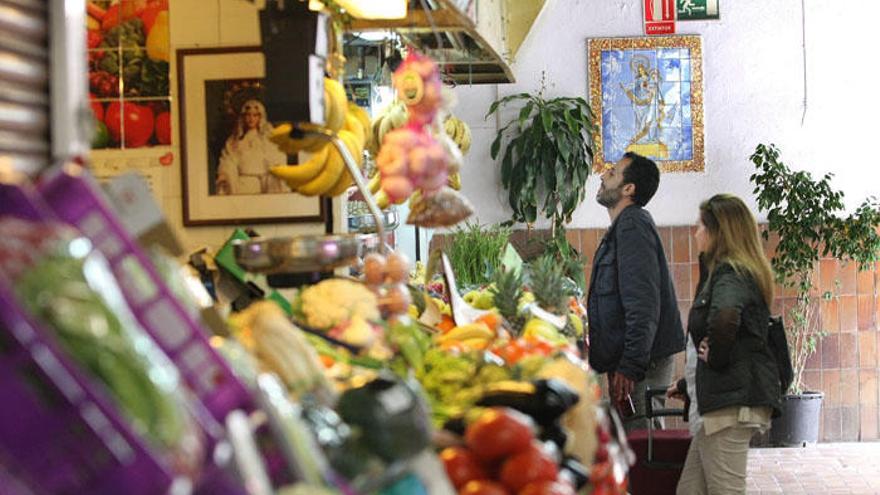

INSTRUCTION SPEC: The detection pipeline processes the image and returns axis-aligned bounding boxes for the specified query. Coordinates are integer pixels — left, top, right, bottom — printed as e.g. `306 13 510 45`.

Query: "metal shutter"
0 0 49 175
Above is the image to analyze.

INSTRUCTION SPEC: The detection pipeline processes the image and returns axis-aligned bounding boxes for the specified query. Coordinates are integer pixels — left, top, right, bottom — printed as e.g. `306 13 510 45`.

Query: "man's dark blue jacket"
587 204 685 381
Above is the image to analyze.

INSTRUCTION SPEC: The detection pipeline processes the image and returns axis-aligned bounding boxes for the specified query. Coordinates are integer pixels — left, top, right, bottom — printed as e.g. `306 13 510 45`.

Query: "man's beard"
596 183 623 208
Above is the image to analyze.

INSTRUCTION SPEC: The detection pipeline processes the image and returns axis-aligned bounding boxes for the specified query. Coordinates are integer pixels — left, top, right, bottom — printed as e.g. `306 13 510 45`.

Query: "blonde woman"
216 99 289 195
676 193 782 495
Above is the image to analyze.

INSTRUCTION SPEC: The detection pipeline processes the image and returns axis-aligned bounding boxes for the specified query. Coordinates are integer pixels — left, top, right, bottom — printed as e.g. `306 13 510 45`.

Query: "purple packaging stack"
37 166 254 423
0 284 175 495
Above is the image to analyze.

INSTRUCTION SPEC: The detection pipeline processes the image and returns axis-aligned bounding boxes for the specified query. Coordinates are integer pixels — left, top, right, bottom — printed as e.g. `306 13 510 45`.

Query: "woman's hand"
665 381 684 401
698 337 710 362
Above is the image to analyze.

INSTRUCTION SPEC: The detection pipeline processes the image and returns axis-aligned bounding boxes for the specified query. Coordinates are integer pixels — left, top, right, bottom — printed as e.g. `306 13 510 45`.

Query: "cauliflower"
300 279 380 329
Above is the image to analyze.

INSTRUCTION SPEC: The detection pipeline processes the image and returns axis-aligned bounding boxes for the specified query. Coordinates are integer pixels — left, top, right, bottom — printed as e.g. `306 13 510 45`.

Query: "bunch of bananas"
370 101 408 155
443 115 472 154
435 321 495 350
270 78 372 197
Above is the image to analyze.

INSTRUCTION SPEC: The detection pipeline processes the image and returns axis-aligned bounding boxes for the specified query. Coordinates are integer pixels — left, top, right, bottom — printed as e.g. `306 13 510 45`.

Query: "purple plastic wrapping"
37 165 254 422
0 283 174 495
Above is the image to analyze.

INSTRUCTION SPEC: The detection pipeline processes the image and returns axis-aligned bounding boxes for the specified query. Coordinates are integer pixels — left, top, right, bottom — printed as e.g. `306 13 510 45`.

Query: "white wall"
453 0 880 229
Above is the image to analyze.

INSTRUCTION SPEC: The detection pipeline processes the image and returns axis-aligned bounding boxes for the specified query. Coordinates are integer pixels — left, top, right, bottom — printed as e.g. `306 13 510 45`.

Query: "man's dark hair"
622 152 660 207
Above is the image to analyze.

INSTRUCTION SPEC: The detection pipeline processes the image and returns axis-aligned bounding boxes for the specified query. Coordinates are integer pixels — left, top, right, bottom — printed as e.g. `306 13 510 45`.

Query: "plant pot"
769 392 824 447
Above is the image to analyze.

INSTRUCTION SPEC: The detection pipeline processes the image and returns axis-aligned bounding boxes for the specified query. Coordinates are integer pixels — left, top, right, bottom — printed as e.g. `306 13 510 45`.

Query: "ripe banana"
458 119 471 154
448 171 461 191
343 113 366 153
324 78 347 132
367 172 381 195
270 144 331 187
325 131 364 197
297 142 345 196
347 103 372 149
438 322 494 342
375 190 390 209
442 115 472 155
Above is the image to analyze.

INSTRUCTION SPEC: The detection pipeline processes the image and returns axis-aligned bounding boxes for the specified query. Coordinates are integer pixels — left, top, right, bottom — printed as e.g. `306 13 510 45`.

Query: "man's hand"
698 337 710 362
611 372 635 402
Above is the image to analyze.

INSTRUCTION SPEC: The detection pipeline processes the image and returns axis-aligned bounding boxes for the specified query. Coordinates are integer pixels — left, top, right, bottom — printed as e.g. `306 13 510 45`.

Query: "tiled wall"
567 225 880 443
432 226 880 442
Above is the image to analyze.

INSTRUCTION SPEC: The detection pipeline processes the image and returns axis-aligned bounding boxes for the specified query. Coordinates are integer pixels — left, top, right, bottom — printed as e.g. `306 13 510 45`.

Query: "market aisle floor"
746 442 880 494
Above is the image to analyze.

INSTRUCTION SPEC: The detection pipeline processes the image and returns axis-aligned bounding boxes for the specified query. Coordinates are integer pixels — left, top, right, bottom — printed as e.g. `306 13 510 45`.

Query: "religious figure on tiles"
620 55 668 159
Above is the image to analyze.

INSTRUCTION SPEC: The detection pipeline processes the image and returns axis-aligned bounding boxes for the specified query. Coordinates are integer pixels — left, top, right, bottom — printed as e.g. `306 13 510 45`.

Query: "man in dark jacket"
587 152 685 431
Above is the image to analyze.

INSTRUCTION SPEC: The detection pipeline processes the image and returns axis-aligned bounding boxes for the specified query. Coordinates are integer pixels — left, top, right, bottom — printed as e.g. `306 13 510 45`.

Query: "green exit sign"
677 0 720 20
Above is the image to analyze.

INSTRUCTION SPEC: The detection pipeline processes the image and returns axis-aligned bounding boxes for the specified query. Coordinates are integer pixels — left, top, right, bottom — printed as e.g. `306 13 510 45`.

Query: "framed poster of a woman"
177 46 325 226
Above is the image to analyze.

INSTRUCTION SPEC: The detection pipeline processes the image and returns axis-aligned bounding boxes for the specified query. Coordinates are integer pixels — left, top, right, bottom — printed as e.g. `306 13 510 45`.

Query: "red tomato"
101 4 121 31
139 3 166 33
459 480 511 495
154 111 171 145
518 481 575 495
105 102 155 148
499 443 559 492
441 447 489 489
87 30 102 49
465 408 535 463
89 98 104 123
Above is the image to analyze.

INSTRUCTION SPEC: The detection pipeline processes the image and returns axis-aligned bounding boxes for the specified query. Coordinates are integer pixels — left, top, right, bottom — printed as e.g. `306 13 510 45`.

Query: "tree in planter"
486 77 596 290
750 143 880 394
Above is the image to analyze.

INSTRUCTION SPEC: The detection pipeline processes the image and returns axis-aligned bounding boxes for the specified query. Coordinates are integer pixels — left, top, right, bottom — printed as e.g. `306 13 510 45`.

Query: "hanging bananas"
269 77 350 154
270 89 368 198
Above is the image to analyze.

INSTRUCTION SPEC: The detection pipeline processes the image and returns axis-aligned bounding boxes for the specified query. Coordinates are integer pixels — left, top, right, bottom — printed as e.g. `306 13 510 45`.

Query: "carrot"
87 1 106 21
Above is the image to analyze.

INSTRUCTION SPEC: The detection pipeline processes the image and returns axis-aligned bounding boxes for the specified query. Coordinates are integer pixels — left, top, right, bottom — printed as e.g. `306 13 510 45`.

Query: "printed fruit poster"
87 0 171 149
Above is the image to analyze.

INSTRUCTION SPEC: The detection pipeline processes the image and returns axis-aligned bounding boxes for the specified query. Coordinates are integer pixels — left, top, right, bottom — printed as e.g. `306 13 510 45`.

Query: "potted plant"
750 143 880 446
486 76 596 290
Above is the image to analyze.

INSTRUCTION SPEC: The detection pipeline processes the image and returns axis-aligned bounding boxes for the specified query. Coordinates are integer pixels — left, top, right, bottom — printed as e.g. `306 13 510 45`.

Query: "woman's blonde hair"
700 193 775 306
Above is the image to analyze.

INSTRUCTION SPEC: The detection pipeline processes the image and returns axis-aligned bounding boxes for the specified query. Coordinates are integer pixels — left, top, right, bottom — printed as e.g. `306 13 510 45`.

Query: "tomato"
458 480 511 495
105 102 155 148
441 447 489 489
154 111 171 145
499 443 558 492
89 98 104 123
101 4 121 31
87 30 102 49
465 408 535 463
139 3 166 33
518 481 575 495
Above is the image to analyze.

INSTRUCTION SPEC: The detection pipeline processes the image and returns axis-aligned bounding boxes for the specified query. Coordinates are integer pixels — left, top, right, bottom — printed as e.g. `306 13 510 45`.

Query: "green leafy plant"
750 143 880 394
486 78 596 229
445 222 512 288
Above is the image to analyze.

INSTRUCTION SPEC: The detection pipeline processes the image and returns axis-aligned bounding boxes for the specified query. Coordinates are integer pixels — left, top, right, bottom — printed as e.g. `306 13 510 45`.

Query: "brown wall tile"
672 226 690 263
839 262 858 296
672 263 691 302
858 268 875 296
823 368 841 406
859 406 878 440
842 405 860 441
689 225 699 261
840 333 859 369
840 296 859 332
581 229 600 260
802 369 822 393
859 369 878 409
820 259 839 294
690 263 700 299
858 295 875 331
841 369 859 405
823 406 842 442
804 343 823 370
859 331 877 369
821 298 840 334
566 229 582 253
658 227 672 263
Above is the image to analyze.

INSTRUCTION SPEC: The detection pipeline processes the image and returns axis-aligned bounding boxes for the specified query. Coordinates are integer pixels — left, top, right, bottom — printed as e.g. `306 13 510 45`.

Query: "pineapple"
490 268 524 334
529 254 572 316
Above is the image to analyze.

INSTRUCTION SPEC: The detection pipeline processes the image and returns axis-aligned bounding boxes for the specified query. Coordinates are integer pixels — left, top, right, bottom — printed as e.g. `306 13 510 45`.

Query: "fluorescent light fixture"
335 0 407 19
